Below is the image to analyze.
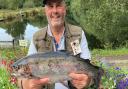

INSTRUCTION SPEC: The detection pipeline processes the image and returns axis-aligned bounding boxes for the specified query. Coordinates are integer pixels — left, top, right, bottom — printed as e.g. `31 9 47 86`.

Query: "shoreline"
0 7 44 22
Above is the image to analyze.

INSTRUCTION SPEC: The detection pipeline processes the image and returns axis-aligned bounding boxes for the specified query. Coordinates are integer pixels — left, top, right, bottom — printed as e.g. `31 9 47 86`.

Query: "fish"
12 51 104 88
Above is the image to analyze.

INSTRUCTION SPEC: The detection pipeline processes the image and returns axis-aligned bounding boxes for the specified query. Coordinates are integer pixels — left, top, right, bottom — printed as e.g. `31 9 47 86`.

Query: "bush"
69 0 128 49
0 0 8 9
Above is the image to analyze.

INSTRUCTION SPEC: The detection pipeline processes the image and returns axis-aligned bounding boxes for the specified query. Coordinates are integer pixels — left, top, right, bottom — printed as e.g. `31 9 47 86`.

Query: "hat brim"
43 0 46 5
43 0 64 5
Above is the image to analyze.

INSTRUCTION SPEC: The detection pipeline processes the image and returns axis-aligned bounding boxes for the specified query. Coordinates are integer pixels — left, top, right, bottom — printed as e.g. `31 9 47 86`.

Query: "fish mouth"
11 72 33 78
11 72 21 77
11 64 33 78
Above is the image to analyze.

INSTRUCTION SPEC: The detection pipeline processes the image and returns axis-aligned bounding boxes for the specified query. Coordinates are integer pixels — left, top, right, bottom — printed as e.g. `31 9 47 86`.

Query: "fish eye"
13 65 19 71
12 65 17 68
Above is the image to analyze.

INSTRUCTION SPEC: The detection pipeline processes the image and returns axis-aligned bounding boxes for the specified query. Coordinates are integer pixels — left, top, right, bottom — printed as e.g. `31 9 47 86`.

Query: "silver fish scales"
12 51 103 88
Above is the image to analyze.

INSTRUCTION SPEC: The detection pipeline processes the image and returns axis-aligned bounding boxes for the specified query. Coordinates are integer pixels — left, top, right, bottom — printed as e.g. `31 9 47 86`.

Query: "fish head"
11 63 32 78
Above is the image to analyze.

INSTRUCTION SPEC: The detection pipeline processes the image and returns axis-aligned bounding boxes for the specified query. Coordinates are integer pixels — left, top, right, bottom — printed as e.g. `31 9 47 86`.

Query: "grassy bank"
0 47 128 60
0 47 27 61
0 7 44 21
92 48 128 58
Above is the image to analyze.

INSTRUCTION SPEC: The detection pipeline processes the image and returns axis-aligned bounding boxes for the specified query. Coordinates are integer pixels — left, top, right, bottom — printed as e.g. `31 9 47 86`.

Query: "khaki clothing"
33 23 82 53
32 23 82 89
28 23 93 89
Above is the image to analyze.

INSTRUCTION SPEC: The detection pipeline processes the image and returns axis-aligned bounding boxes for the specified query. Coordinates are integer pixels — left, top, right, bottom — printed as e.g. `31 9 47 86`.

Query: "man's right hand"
18 78 49 89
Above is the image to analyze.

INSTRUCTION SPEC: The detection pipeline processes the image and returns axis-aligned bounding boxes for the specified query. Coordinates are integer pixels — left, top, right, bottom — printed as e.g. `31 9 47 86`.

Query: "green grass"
0 47 27 61
0 67 17 89
92 47 128 57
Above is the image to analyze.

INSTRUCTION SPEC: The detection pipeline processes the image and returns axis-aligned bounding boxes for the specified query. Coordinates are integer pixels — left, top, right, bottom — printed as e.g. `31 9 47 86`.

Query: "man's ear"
44 6 47 15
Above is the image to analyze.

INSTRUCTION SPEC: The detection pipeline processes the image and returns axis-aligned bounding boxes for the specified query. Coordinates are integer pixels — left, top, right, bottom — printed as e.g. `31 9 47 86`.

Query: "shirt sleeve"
27 39 37 56
80 30 91 60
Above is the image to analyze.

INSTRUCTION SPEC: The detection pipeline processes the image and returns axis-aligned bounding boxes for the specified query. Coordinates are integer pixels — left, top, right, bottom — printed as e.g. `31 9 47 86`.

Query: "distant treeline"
0 0 43 10
0 0 128 49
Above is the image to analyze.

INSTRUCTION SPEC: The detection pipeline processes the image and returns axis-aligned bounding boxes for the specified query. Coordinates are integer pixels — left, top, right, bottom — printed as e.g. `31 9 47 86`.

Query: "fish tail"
94 68 104 89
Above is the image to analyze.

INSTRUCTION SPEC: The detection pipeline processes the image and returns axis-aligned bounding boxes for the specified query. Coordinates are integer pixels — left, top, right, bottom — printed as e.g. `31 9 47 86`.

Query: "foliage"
0 48 27 60
102 65 128 89
92 58 128 89
0 48 27 88
69 0 128 49
0 0 8 9
5 20 27 38
0 7 43 25
33 0 43 7
0 60 17 89
0 0 25 10
91 48 128 88
92 47 128 57
0 0 42 10
23 0 35 8
117 77 128 89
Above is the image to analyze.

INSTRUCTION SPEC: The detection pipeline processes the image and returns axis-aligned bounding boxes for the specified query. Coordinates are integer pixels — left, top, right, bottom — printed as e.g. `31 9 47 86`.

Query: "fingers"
71 79 88 89
69 72 89 80
72 80 86 89
69 73 91 89
22 78 49 89
31 78 49 85
72 79 86 86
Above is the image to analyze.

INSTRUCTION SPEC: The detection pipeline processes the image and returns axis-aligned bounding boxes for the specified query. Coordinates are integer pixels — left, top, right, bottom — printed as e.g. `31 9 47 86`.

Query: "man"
19 0 93 89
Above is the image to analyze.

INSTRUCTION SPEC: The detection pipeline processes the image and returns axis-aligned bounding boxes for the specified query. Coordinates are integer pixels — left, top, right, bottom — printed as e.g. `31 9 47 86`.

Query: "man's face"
44 0 66 27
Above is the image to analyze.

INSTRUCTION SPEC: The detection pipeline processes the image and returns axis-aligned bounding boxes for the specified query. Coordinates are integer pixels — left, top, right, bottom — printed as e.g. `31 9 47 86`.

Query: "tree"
23 0 35 8
0 0 8 9
69 0 128 48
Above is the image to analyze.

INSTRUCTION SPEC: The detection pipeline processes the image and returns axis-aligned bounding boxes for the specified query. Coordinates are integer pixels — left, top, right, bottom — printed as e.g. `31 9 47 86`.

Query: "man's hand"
69 73 91 89
18 78 49 89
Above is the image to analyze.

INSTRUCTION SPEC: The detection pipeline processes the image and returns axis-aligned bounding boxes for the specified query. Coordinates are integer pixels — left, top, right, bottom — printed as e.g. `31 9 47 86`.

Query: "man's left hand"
69 72 91 89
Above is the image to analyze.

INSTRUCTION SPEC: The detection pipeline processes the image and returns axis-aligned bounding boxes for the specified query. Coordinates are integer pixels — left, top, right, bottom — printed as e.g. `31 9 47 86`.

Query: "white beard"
47 16 65 27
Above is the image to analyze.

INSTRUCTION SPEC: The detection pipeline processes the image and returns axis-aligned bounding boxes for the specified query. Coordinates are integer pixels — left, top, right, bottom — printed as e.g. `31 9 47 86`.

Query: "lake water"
0 24 38 41
0 16 47 47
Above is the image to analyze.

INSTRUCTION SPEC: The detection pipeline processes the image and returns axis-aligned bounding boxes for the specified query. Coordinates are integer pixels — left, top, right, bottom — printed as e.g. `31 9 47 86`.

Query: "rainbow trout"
12 51 103 88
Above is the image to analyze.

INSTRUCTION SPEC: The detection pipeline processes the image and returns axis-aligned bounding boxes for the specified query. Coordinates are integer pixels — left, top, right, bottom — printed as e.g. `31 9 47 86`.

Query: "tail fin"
94 68 104 89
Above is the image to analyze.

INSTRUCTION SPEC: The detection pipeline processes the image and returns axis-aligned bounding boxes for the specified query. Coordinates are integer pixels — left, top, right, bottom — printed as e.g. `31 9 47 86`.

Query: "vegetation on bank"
0 47 128 60
0 61 17 89
0 7 44 21
92 47 128 57
67 0 128 49
0 48 128 89
0 0 43 10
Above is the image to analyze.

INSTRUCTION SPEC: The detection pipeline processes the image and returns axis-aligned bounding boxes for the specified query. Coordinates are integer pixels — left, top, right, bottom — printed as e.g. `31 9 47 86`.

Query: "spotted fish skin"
12 51 103 88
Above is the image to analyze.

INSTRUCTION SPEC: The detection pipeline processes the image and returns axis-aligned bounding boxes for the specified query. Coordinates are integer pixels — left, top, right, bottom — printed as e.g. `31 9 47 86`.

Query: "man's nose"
52 6 57 13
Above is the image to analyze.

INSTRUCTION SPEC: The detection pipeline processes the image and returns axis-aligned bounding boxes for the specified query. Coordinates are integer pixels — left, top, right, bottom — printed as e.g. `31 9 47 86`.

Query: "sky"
0 28 13 41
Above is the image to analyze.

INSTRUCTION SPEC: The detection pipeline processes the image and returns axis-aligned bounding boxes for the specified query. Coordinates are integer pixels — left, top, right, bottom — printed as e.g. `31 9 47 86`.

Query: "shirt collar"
47 24 65 38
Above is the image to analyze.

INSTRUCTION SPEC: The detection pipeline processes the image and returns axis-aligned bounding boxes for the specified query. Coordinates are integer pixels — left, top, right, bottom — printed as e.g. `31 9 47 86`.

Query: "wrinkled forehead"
45 0 65 5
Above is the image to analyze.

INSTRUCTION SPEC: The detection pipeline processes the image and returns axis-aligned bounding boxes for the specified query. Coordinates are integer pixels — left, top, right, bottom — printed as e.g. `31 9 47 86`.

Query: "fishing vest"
33 23 82 53
33 23 82 89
